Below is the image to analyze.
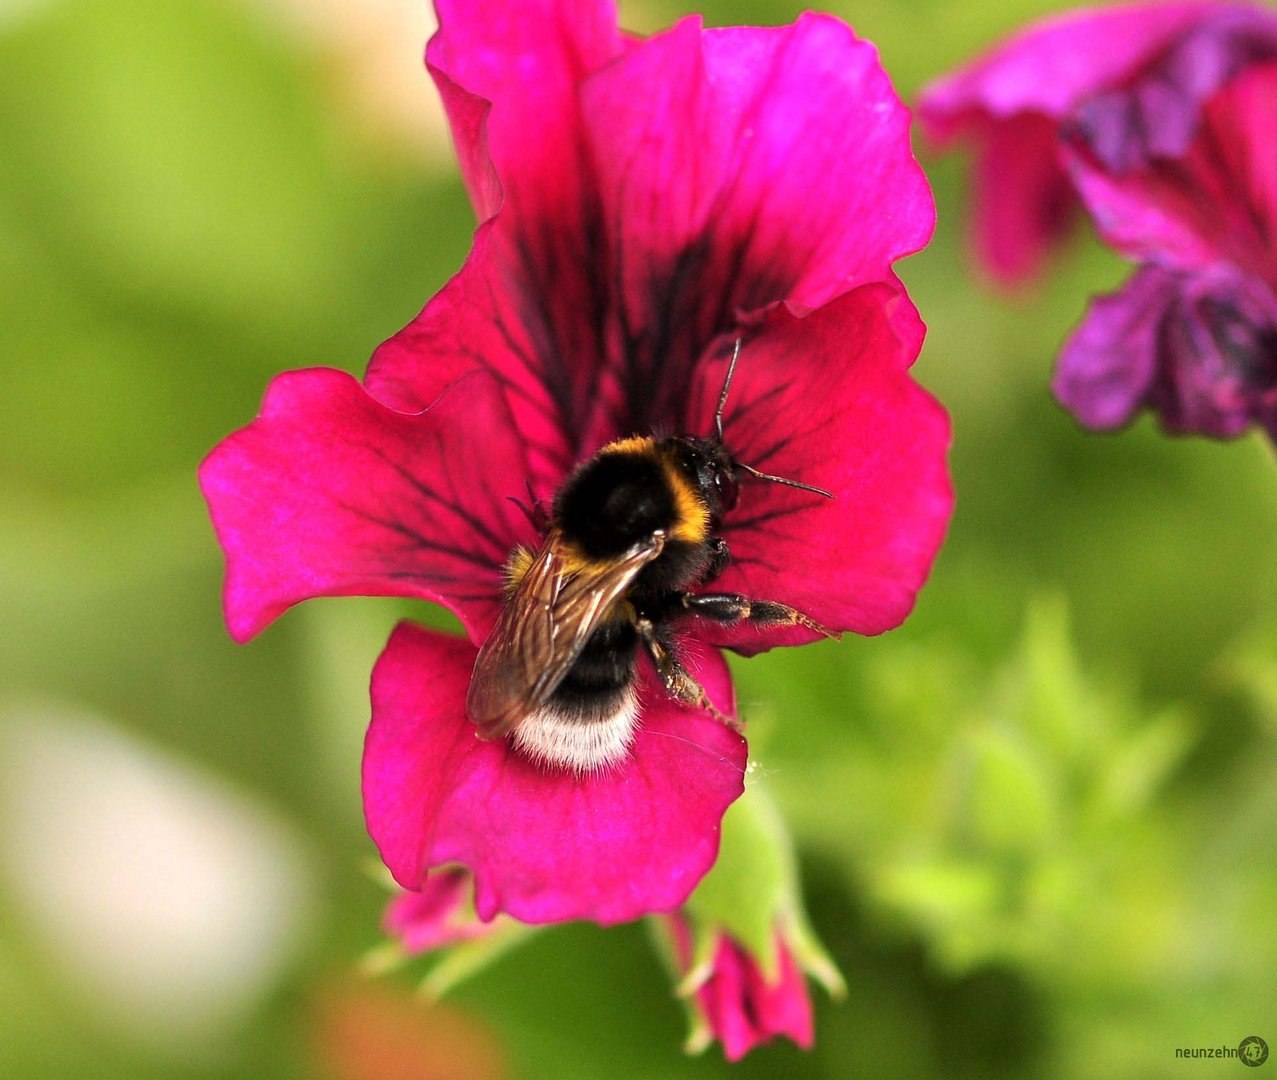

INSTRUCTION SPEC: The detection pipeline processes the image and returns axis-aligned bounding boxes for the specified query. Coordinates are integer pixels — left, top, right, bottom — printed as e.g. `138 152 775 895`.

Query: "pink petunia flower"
200 0 951 926
919 1 1277 283
665 914 813 1062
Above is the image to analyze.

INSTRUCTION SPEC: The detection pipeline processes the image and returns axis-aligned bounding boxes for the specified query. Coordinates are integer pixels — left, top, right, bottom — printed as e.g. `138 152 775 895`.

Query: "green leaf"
964 727 1058 854
683 777 844 994
683 778 791 978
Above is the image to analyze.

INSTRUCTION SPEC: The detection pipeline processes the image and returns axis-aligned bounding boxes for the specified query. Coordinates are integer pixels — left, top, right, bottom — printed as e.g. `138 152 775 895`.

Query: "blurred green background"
2 0 1275 1077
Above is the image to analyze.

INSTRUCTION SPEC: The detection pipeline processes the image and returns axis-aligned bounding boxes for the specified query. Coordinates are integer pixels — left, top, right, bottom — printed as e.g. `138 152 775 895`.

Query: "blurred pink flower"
1056 63 1277 439
920 1 1277 283
667 914 813 1062
382 869 493 955
201 0 951 926
923 1 1277 442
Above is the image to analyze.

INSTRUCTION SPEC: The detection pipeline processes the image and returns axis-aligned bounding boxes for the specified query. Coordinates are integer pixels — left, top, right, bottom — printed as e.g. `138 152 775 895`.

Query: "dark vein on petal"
745 431 801 467
721 381 792 435
336 500 497 571
360 444 508 556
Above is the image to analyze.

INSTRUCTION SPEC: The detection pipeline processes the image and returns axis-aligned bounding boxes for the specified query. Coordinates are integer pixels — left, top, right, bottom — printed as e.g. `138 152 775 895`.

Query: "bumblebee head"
661 435 739 524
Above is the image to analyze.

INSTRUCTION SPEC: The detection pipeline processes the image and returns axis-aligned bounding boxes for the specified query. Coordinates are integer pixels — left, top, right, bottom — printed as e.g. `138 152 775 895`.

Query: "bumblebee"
466 342 831 773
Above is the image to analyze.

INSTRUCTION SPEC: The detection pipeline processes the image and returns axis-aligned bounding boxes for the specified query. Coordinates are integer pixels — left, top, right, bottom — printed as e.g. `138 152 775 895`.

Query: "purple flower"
922 2 1277 441
1056 264 1277 439
920 1 1277 283
1058 64 1277 438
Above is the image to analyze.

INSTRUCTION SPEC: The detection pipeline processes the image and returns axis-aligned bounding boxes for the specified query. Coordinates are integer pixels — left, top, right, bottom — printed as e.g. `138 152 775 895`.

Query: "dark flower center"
1201 297 1277 392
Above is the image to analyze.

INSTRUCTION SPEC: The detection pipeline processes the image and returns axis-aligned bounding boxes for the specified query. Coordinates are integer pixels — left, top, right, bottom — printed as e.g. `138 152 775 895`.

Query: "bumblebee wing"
466 529 665 739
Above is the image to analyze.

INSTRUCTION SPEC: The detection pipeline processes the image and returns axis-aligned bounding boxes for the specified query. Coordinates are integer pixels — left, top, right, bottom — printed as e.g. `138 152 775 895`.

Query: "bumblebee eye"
714 468 739 512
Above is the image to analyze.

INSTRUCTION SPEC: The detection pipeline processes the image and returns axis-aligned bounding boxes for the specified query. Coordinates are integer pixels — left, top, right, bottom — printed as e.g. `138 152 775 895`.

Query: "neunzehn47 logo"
1175 1036 1268 1065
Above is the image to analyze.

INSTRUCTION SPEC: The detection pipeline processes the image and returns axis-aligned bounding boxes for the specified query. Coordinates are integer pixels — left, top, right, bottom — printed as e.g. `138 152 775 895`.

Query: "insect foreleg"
680 593 833 637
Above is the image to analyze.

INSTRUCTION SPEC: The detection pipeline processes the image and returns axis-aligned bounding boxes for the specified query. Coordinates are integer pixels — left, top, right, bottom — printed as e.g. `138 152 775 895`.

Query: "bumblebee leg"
635 617 741 732
681 593 833 637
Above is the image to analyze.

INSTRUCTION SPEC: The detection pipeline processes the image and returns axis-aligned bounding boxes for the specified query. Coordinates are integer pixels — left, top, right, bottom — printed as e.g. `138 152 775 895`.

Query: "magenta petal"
363 624 746 925
583 14 932 319
426 67 500 223
199 368 531 644
366 224 581 494
1207 64 1277 266
694 934 813 1062
971 113 1078 283
383 870 491 954
738 936 814 1057
1071 5 1277 172
427 0 624 222
416 2 633 471
1067 146 1238 276
919 2 1219 136
686 287 952 652
1069 62 1277 282
1054 266 1168 430
378 11 935 458
700 941 756 1061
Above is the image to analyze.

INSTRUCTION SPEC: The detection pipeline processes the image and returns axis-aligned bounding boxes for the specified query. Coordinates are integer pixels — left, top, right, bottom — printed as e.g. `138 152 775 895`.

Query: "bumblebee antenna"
713 338 742 442
712 338 834 500
736 462 834 499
